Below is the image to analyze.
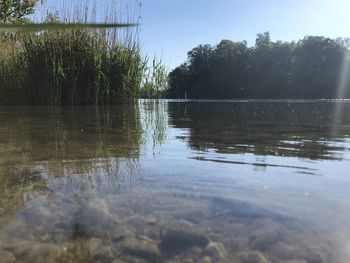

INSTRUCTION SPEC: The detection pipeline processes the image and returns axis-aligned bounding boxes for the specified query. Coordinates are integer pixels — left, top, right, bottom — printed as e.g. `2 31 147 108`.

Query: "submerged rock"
121 237 160 262
204 242 227 260
211 197 285 222
239 251 270 263
175 210 207 224
159 229 209 256
280 260 307 263
304 247 328 263
0 250 15 263
88 238 104 254
270 242 301 260
122 246 159 262
24 243 63 262
145 216 158 225
249 231 281 251
111 235 126 244
199 256 212 263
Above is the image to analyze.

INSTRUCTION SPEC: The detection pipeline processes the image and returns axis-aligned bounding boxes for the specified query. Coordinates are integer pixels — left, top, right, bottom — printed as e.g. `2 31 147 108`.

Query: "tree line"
168 32 350 99
0 0 37 23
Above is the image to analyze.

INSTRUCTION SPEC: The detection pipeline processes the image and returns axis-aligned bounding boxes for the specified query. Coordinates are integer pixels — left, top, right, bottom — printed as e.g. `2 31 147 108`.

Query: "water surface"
1 100 350 262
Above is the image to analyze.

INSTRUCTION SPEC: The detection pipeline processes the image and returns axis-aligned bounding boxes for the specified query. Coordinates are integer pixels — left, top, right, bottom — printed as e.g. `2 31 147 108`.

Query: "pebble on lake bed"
199 256 212 263
249 230 281 251
0 250 15 263
159 229 210 256
204 242 227 260
270 242 302 260
121 236 160 261
280 260 308 263
239 251 270 263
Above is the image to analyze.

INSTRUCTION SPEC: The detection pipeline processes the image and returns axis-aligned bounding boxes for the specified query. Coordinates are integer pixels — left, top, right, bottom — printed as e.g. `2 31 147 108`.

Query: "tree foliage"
0 0 38 23
168 32 350 99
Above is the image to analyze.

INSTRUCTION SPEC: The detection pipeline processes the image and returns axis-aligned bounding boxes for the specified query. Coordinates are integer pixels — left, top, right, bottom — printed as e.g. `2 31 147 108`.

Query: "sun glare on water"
332 50 350 136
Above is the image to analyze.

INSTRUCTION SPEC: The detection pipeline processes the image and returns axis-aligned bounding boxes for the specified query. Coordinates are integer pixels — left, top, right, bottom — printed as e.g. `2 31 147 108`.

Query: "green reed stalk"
0 0 150 105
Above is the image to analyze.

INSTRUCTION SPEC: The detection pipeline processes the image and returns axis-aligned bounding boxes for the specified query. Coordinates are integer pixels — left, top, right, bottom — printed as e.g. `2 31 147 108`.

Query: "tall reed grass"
141 56 170 98
0 0 167 105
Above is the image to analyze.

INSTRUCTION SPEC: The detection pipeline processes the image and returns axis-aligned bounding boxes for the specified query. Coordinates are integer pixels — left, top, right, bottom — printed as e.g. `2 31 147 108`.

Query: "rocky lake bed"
0 192 336 263
1 102 350 262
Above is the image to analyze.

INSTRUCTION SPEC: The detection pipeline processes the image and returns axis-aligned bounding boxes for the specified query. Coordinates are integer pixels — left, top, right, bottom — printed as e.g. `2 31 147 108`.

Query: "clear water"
1 100 350 262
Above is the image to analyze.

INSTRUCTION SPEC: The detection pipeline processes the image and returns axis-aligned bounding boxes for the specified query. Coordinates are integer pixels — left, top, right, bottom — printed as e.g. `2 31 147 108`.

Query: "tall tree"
0 0 38 23
168 33 350 99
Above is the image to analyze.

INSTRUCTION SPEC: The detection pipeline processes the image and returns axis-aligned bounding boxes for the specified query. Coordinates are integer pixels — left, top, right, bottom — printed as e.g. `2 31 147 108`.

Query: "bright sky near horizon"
39 0 350 69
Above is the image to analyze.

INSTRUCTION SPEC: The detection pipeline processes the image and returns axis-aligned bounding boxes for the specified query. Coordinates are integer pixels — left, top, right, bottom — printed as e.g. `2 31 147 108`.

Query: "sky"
39 0 350 69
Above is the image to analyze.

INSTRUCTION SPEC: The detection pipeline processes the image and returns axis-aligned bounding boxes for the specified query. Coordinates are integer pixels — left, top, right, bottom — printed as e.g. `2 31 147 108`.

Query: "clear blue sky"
39 0 350 69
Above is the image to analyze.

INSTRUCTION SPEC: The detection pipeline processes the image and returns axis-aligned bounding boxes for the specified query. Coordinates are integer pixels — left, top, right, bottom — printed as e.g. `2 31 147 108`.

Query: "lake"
0 100 350 262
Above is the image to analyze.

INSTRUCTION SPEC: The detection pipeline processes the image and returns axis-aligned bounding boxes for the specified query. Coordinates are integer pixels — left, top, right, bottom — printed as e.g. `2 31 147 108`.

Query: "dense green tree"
168 63 191 98
292 36 345 98
255 31 271 49
210 40 249 98
186 44 213 98
0 0 38 23
168 33 350 99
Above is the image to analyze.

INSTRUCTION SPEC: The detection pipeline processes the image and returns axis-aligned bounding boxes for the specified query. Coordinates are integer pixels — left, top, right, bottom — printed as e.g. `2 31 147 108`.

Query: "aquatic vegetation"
20 31 145 104
141 57 170 99
0 22 137 32
0 30 145 104
0 0 168 105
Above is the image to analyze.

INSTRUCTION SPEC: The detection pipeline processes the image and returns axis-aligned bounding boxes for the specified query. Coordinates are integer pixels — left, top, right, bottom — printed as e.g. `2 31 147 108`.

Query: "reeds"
20 29 146 105
141 56 169 99
0 0 166 105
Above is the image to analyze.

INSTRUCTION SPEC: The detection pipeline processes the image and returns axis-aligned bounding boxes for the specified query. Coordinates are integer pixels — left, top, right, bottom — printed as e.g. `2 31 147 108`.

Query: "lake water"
0 100 350 262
